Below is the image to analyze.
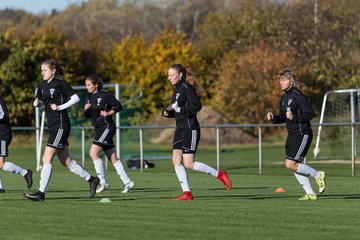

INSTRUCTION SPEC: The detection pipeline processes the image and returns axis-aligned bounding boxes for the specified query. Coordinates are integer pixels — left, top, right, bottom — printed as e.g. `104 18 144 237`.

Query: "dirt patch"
150 106 256 144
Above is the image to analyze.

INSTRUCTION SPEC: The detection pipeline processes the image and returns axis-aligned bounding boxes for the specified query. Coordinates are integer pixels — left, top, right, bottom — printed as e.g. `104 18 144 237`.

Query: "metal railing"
14 121 360 176
115 122 360 175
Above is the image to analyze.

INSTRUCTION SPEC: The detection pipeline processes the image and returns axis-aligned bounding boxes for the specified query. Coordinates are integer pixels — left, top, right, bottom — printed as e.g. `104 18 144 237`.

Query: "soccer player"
266 68 326 200
162 64 232 201
25 58 99 202
84 74 134 193
0 95 33 192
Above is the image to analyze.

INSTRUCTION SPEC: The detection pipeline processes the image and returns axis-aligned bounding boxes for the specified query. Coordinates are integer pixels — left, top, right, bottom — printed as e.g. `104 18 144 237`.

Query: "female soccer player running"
25 58 99 202
162 64 232 201
266 68 326 200
84 74 134 193
0 95 33 192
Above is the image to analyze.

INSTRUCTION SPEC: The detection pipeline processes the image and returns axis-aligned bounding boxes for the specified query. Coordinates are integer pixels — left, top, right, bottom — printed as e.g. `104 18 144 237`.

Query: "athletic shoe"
88 176 100 199
298 194 317 201
24 170 33 189
217 170 232 191
121 181 134 193
96 182 110 193
316 171 326 194
24 191 45 202
0 189 4 193
173 191 193 201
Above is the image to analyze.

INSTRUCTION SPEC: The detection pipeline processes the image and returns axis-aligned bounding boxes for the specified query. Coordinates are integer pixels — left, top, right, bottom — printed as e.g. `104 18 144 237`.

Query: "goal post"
34 86 44 171
313 88 360 175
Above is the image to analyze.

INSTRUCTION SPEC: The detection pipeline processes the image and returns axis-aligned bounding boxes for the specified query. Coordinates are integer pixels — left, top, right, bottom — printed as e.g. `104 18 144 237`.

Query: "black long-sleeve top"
35 77 75 126
0 96 12 140
272 86 315 134
84 90 123 128
165 79 202 129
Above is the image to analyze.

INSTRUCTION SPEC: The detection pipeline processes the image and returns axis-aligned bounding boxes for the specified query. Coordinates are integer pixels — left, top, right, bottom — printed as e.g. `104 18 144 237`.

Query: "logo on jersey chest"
176 93 180 100
97 98 102 106
50 89 55 98
287 99 293 106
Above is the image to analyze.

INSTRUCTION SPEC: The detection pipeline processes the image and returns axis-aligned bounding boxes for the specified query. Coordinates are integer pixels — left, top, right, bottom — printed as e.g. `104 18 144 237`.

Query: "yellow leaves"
3 27 17 40
111 29 205 118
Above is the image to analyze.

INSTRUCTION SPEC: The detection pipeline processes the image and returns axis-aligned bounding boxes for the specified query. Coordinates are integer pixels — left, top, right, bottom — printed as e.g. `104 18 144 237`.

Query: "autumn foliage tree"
0 0 359 127
197 0 360 119
0 27 111 125
111 30 204 119
212 42 293 131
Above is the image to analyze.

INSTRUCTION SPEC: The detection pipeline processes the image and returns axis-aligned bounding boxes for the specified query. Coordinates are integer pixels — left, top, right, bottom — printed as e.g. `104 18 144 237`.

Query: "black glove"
162 109 175 118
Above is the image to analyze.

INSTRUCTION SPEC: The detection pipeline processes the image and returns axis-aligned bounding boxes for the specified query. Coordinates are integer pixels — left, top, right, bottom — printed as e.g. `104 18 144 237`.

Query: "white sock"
294 172 316 195
68 160 91 181
3 162 27 176
193 162 218 177
0 177 3 189
39 163 52 193
93 159 107 185
297 163 318 179
175 165 190 192
113 160 130 185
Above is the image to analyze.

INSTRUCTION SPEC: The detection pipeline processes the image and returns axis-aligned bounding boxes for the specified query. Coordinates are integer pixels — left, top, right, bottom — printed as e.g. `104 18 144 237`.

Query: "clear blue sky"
0 0 88 14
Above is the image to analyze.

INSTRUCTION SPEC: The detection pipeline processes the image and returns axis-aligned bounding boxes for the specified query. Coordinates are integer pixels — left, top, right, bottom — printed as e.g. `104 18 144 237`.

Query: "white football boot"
121 181 134 193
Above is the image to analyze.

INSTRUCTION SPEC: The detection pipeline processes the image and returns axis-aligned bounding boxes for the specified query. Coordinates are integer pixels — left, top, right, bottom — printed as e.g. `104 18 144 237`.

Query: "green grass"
2 139 360 240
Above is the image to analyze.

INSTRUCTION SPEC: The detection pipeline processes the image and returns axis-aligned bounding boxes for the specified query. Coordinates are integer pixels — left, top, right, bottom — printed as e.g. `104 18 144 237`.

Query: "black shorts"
173 128 200 154
92 125 116 152
0 138 11 157
285 133 312 162
46 118 70 150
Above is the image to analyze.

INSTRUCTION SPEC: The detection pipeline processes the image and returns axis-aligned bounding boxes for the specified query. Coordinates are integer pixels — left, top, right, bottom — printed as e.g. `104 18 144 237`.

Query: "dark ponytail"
41 58 64 78
85 74 104 90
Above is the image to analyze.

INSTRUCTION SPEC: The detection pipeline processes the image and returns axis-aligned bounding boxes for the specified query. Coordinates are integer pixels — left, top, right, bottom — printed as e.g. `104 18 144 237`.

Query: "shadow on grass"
5 187 360 202
0 194 326 202
207 186 271 191
319 194 360 199
41 193 360 201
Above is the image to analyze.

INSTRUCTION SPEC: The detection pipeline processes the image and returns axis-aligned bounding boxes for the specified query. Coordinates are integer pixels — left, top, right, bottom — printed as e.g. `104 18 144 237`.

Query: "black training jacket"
35 77 75 127
272 86 314 134
0 96 12 140
165 79 202 129
84 90 123 128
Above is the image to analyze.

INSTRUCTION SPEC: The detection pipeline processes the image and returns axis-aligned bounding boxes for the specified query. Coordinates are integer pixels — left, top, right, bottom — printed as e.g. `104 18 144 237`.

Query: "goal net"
35 83 142 171
313 89 360 161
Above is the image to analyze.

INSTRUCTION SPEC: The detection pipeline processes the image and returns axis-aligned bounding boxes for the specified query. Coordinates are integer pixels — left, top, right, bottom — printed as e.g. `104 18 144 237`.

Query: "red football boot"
217 170 232 191
173 191 194 201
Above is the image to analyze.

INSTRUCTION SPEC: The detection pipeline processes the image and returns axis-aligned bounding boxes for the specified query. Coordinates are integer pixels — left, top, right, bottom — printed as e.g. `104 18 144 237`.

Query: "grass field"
1 137 360 240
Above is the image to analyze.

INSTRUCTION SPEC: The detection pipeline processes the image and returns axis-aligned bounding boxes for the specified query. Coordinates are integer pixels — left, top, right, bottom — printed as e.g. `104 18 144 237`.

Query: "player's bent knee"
183 161 194 169
89 151 99 161
285 160 298 171
172 157 182 166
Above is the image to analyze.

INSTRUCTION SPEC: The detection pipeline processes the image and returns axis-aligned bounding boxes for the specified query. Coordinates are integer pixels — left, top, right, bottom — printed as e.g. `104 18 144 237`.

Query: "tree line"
0 0 359 131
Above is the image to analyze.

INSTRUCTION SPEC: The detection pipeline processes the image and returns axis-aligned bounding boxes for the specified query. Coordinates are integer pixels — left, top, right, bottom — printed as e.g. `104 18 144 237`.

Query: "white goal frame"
313 88 360 176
